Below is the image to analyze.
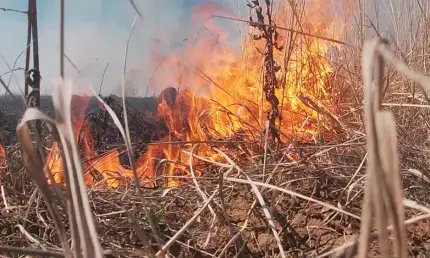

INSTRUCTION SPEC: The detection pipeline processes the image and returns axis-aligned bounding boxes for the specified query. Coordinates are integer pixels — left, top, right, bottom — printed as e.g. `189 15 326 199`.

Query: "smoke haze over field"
0 0 243 96
0 0 412 97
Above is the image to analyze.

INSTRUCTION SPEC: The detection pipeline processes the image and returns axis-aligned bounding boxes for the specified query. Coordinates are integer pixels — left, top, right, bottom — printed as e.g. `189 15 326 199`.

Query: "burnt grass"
1 91 430 257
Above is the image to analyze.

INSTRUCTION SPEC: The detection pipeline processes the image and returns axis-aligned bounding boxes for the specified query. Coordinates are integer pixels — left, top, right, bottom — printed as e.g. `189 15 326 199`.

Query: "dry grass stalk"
17 79 103 258
223 176 360 220
188 144 217 248
359 37 407 258
128 0 143 20
347 36 430 258
89 13 164 251
88 86 161 253
213 15 352 47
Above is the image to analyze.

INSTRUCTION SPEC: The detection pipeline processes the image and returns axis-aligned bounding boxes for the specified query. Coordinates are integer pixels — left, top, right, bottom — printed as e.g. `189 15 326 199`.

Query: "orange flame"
148 2 339 141
46 95 93 184
46 1 351 188
0 143 6 179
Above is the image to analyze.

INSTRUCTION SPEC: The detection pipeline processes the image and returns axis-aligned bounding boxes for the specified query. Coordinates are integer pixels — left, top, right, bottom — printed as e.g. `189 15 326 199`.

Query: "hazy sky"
0 0 242 96
0 0 405 97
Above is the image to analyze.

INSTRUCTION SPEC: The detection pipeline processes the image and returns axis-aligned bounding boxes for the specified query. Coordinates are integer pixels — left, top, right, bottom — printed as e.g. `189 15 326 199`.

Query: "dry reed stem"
82 14 163 250
98 62 109 95
0 186 8 212
1 42 32 103
344 152 367 203
15 224 46 250
59 0 64 78
212 15 353 47
0 77 17 100
128 0 143 20
358 37 426 258
188 144 217 248
16 110 71 256
87 87 160 249
0 246 64 258
52 79 104 258
323 35 430 258
16 79 105 258
120 17 162 244
262 120 269 182
402 199 430 213
406 168 430 183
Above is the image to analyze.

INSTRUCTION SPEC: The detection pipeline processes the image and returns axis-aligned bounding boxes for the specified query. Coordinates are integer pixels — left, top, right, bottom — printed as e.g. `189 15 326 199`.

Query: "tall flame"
45 1 349 188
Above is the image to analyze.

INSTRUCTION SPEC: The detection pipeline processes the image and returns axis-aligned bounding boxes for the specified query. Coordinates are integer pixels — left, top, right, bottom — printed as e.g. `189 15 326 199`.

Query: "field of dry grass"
1 0 430 257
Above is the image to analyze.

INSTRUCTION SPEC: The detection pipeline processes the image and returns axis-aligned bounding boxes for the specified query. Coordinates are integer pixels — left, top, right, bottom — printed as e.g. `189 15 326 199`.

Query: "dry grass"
1 0 430 257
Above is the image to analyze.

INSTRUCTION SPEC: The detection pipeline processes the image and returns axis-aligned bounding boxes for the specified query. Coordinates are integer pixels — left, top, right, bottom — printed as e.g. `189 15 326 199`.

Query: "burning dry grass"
1 0 430 257
1 128 429 257
0 135 372 257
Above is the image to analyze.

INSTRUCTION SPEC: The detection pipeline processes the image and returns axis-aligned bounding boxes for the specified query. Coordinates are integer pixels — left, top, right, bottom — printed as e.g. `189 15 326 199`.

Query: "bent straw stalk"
318 36 430 258
358 35 430 258
358 37 408 258
17 79 104 258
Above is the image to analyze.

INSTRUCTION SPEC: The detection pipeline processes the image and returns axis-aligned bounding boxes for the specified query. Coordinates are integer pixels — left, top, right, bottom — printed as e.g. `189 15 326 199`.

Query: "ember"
45 1 340 188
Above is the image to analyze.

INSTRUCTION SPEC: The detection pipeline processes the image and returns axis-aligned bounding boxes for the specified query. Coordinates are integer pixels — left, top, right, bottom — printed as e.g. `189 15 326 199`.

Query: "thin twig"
60 0 64 78
98 63 109 95
0 246 64 258
224 177 361 220
212 15 354 47
0 7 27 14
155 190 218 257
128 0 143 20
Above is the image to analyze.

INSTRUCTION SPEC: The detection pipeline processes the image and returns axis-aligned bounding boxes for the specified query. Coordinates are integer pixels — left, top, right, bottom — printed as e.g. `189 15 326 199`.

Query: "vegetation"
1 0 430 257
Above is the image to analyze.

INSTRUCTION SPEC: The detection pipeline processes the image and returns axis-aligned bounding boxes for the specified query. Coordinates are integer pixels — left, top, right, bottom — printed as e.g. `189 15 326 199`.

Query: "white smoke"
0 0 243 96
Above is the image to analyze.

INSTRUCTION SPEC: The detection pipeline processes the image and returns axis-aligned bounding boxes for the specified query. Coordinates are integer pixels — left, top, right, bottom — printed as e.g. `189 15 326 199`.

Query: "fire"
148 2 339 141
45 1 349 188
88 150 132 188
46 142 63 183
0 142 6 179
46 95 92 184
